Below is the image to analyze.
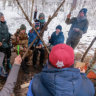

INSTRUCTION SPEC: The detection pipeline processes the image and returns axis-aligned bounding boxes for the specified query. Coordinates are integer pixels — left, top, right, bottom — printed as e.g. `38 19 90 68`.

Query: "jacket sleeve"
65 18 76 25
28 30 33 37
49 33 54 44
0 64 20 96
79 21 89 34
33 11 37 22
56 34 64 44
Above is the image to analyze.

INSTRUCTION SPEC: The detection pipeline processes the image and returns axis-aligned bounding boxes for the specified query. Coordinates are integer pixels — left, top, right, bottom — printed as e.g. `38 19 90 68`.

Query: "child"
28 22 45 69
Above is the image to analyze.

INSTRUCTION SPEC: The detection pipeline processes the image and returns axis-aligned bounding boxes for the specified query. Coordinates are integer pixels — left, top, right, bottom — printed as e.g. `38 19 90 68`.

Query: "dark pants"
66 38 80 49
0 47 11 58
31 46 45 65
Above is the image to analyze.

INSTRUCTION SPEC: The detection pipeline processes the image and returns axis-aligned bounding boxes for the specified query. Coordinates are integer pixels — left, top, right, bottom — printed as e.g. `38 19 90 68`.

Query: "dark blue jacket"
27 66 95 96
49 31 64 46
28 30 42 46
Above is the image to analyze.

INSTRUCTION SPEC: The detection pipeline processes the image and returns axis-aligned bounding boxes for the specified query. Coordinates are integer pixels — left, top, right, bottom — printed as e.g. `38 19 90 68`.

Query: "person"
27 44 95 96
0 12 12 71
0 55 22 96
28 22 45 69
12 24 32 74
34 8 47 31
66 8 89 49
48 25 64 49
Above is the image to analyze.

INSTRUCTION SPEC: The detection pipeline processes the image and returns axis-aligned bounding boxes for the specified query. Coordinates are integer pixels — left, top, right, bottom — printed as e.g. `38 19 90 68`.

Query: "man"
28 22 45 69
66 8 89 49
0 12 12 71
48 25 64 50
27 44 95 96
0 54 22 96
12 24 32 74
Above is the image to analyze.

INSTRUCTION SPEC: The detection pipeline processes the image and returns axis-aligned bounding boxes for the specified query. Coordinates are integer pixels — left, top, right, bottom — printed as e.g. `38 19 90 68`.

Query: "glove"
73 28 80 32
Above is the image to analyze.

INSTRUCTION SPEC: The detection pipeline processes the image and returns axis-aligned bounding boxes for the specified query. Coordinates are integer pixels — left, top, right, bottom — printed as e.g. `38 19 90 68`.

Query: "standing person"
28 22 45 69
34 8 47 31
0 12 12 71
12 24 32 74
66 8 89 49
0 55 22 96
48 25 64 50
27 44 95 96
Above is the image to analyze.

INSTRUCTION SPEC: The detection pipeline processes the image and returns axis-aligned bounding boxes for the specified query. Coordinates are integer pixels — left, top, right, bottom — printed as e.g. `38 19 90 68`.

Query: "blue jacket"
27 66 95 96
28 30 42 46
49 31 64 46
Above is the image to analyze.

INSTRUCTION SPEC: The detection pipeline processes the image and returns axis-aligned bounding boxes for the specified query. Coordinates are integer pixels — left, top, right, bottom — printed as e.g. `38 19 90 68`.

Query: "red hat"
49 44 74 69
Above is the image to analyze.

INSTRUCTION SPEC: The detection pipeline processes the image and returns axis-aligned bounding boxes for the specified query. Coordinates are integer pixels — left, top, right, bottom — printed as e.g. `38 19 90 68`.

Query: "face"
20 30 26 34
36 27 40 30
0 15 5 22
39 17 44 20
56 29 60 34
79 12 84 17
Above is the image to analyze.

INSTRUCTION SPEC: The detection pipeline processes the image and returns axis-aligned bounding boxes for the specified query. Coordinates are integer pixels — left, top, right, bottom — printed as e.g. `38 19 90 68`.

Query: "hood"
40 67 82 96
39 13 45 19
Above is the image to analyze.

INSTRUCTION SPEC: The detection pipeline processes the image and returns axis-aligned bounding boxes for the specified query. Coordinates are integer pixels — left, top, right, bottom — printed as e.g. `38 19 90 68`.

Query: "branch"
86 49 96 75
81 37 96 62
30 0 34 21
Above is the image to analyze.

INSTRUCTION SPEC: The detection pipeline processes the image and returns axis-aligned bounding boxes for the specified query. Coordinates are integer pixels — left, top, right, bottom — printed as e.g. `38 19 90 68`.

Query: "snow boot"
7 58 12 69
3 61 6 72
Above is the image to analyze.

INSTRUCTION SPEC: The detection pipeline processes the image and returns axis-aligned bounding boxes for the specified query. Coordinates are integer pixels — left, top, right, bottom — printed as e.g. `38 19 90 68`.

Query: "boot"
33 65 37 69
7 58 12 69
24 57 29 68
21 60 29 74
3 61 6 72
0 66 8 77
40 63 45 67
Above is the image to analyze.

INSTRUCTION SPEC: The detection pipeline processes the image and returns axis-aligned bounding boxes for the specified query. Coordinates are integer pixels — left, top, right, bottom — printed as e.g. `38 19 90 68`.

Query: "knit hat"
20 24 26 31
35 22 40 28
0 12 3 19
79 8 87 16
49 44 74 69
56 25 62 31
39 13 45 23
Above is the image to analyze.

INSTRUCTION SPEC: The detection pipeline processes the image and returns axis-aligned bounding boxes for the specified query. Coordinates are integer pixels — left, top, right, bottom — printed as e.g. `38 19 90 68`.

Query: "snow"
0 1 96 57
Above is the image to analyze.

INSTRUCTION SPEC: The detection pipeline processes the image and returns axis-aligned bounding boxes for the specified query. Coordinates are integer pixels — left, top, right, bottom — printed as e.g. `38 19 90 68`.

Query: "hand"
16 36 20 41
67 13 71 19
0 42 2 46
48 36 51 40
73 28 80 32
24 47 27 51
14 55 22 65
78 67 85 73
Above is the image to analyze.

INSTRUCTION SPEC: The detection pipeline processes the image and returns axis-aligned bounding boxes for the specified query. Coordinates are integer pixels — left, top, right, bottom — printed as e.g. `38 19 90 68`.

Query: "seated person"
27 44 95 96
12 24 32 74
28 22 45 69
48 25 64 50
0 55 22 96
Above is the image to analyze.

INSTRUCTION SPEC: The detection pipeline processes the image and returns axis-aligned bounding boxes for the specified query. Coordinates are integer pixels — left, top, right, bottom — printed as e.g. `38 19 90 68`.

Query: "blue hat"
56 25 62 31
79 8 87 16
35 22 40 28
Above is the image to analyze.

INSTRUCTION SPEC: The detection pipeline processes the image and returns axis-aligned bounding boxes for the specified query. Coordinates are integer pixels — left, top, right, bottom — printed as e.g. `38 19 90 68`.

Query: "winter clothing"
34 11 47 31
28 29 42 46
20 24 26 31
27 44 95 96
35 22 40 28
77 15 87 22
0 12 3 19
0 63 21 96
56 25 62 31
49 44 74 68
79 8 88 16
49 26 64 46
66 9 89 49
7 58 12 69
0 52 7 77
0 21 12 48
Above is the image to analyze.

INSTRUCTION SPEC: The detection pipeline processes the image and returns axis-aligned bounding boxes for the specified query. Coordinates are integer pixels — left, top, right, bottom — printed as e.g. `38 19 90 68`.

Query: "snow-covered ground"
0 1 96 57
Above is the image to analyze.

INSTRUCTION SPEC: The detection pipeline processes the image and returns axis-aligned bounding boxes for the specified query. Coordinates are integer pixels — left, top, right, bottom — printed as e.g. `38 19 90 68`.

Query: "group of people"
0 7 95 96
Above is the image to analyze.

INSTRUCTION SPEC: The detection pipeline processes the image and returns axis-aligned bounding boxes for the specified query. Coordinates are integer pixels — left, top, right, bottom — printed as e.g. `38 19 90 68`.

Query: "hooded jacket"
27 66 95 96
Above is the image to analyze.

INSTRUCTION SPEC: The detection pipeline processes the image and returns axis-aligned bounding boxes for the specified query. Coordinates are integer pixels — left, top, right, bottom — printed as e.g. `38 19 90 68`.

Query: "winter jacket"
65 17 89 40
28 30 43 46
34 11 47 31
49 31 64 46
0 21 12 48
27 66 95 96
0 63 20 96
12 29 32 58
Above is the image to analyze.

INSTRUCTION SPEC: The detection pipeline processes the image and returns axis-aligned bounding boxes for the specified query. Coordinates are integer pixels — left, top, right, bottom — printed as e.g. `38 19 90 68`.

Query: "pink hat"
49 44 74 69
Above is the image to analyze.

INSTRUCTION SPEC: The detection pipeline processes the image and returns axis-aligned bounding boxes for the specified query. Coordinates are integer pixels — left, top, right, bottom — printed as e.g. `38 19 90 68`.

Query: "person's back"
27 44 95 96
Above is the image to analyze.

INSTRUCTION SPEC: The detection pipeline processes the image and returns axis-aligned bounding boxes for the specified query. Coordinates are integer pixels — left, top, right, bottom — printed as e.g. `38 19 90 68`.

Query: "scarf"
77 15 87 22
